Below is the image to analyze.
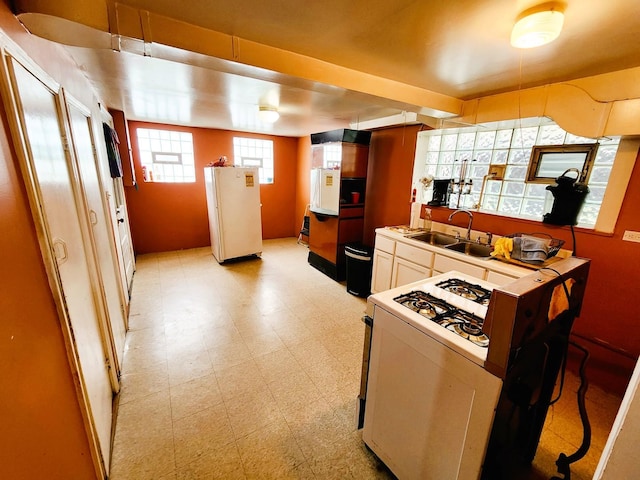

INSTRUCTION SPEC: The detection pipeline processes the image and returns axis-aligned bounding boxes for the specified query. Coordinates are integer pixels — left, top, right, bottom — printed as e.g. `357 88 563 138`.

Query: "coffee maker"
543 169 589 226
427 179 452 206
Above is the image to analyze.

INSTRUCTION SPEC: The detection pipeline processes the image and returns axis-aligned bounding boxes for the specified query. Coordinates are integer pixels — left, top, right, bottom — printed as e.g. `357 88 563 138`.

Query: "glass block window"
233 137 274 184
136 128 195 183
413 118 621 228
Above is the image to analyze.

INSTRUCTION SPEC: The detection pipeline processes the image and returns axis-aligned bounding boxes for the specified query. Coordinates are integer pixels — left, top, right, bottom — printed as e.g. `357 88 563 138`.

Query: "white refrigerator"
204 166 263 263
310 167 340 215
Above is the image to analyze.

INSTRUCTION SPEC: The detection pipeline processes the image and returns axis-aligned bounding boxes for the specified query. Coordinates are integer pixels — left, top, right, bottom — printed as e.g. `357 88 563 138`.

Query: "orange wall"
0 7 96 476
124 121 300 254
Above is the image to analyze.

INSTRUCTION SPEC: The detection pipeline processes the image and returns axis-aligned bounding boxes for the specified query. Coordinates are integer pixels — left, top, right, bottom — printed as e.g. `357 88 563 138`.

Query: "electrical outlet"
623 230 640 243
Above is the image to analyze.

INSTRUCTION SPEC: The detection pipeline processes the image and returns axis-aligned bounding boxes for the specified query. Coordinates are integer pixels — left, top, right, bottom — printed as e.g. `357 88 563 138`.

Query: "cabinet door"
309 212 339 262
371 249 393 293
392 257 431 288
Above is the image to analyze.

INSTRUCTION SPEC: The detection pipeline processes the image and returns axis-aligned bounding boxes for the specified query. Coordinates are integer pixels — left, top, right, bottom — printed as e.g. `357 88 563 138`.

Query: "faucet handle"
476 232 493 245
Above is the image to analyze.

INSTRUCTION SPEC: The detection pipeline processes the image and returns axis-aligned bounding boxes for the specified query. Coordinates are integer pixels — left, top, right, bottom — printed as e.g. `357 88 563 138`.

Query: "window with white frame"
412 118 620 228
233 137 274 184
136 128 195 183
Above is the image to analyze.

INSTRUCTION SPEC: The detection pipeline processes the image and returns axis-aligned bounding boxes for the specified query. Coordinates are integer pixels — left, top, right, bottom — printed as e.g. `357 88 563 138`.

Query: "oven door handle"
357 315 374 429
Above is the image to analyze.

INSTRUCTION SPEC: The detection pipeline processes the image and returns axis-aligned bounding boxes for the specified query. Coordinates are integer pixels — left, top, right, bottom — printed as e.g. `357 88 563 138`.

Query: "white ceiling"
13 0 640 137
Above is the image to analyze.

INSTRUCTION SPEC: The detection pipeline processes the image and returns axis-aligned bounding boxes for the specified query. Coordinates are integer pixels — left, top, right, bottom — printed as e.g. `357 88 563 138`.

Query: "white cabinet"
371 234 397 294
391 242 434 288
486 269 519 286
392 256 431 288
371 229 530 294
395 242 434 267
372 249 394 293
433 253 486 279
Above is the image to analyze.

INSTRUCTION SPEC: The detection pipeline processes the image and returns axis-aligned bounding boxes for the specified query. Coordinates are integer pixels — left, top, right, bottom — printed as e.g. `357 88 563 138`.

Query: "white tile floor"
110 238 621 479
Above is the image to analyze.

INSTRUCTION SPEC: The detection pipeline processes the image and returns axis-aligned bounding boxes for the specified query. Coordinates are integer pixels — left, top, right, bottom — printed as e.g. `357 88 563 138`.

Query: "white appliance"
310 167 340 215
361 271 503 480
204 166 262 263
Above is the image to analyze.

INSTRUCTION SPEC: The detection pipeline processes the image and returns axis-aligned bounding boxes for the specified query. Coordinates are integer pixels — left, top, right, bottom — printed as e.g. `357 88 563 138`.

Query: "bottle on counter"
421 207 432 231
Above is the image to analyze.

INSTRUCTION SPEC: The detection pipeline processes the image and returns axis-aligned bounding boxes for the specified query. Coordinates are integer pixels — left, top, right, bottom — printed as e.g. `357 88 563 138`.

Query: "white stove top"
367 271 499 367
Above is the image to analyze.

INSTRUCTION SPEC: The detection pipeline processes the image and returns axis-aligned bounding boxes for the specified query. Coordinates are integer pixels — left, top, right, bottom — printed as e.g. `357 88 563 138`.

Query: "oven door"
356 315 373 429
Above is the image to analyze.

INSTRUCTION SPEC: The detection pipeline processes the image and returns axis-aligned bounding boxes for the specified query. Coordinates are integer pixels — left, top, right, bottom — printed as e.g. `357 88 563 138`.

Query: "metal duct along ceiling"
12 0 640 136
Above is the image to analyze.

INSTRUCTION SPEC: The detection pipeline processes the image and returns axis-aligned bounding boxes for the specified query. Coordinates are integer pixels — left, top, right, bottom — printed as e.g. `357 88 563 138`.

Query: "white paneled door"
4 55 114 476
65 96 127 371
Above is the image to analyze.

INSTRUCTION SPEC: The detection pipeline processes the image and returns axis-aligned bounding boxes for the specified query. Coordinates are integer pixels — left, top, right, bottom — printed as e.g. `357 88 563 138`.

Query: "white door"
5 56 114 475
64 96 127 370
113 177 135 292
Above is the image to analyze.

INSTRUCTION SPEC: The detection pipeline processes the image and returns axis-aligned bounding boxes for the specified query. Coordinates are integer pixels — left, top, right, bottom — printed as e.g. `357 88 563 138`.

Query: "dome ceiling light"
258 105 280 123
511 2 565 49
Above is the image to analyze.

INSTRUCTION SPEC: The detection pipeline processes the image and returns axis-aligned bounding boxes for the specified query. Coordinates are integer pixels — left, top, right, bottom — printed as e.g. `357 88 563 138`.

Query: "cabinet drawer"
395 242 433 267
375 235 396 255
486 270 518 286
433 254 486 279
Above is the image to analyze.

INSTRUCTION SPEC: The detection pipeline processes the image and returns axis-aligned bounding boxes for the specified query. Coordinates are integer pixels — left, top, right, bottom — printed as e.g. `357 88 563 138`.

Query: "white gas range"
357 258 592 480
360 271 503 480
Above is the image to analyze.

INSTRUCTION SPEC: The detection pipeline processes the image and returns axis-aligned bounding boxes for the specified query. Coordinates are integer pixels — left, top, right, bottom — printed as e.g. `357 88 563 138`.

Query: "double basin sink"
408 231 494 259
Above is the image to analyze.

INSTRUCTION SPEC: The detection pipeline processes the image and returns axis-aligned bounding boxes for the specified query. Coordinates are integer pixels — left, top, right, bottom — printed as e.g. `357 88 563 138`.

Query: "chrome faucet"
448 209 474 240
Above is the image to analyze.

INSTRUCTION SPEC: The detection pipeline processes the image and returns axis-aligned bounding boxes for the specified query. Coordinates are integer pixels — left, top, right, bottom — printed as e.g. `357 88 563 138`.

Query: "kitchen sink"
410 231 459 246
444 241 493 258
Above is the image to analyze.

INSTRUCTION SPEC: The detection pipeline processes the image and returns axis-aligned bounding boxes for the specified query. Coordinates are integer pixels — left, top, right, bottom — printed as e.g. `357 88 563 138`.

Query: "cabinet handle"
52 238 68 264
89 209 98 225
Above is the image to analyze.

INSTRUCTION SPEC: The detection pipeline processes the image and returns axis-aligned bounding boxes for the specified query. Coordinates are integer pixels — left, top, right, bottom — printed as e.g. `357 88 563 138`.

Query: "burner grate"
393 290 489 348
435 278 493 305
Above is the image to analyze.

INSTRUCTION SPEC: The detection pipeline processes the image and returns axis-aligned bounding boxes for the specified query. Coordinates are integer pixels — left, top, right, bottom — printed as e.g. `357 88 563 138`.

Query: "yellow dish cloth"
491 237 513 260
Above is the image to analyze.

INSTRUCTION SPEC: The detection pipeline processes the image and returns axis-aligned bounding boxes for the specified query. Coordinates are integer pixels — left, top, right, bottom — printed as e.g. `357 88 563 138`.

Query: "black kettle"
543 168 589 226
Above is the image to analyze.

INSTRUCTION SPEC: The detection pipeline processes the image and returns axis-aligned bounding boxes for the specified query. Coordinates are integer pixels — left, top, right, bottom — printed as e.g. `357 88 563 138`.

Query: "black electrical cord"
551 341 591 480
570 224 577 257
535 266 591 480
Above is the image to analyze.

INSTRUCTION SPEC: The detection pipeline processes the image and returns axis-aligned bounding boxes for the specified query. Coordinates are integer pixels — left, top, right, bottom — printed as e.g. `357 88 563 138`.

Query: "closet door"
64 95 127 370
113 176 135 292
4 55 114 475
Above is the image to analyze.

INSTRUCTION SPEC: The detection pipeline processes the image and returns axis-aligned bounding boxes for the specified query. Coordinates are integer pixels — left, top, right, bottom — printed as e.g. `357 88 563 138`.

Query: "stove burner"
395 292 450 319
393 290 489 348
435 278 493 305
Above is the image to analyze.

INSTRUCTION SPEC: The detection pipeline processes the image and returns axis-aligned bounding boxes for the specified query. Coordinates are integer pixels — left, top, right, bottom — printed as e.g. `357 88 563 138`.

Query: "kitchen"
2 1 640 479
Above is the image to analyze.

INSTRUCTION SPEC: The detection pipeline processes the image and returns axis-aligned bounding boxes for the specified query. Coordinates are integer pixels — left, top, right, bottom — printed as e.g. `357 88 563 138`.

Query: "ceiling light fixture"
258 105 280 123
511 2 565 49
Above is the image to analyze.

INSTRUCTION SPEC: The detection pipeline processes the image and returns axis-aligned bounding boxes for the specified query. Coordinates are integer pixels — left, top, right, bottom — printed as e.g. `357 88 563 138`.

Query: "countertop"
376 223 567 278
